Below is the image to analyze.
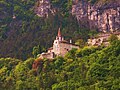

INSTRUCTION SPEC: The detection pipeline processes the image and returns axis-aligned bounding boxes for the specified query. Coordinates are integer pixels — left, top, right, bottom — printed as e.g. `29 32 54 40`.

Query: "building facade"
40 28 79 59
87 32 120 46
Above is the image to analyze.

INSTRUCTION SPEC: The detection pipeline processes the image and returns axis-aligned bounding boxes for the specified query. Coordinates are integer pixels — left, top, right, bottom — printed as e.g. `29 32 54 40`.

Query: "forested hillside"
0 39 120 90
0 0 95 60
0 0 120 90
1 0 119 59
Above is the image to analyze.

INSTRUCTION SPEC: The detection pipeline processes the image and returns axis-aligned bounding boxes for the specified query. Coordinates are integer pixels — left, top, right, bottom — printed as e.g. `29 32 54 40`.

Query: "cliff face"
34 0 51 17
34 0 56 17
72 0 120 32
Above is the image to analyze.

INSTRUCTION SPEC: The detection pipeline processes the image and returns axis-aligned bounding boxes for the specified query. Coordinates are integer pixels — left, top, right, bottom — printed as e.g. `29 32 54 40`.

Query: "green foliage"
108 34 118 44
65 48 77 59
0 40 120 89
32 45 41 58
0 0 92 60
75 39 86 48
51 0 72 14
0 0 120 89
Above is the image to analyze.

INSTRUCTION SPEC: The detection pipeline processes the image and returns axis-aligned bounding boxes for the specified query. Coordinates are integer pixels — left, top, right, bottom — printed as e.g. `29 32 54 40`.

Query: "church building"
39 28 79 59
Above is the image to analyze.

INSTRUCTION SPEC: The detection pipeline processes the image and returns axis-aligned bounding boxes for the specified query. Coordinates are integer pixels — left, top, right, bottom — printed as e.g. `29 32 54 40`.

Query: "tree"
108 34 118 44
75 39 86 48
32 45 41 58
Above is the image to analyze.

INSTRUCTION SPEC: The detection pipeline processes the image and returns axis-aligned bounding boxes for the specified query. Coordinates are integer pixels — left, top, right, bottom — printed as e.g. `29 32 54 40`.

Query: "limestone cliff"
34 0 120 32
72 0 120 32
34 0 51 17
34 0 56 17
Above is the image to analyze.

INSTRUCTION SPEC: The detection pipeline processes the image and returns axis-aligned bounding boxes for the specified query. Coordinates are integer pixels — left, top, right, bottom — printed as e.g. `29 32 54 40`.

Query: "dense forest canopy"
0 39 120 90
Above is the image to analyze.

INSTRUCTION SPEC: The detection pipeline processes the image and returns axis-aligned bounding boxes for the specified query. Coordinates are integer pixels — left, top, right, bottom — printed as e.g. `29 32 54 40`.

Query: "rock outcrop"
72 0 120 33
34 0 120 32
34 0 56 17
34 0 51 17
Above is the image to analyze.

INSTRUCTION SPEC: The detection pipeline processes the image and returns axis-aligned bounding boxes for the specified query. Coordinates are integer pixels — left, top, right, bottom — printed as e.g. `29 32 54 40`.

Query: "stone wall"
87 32 120 46
59 43 70 56
53 39 79 57
59 42 79 56
40 52 54 59
53 39 60 55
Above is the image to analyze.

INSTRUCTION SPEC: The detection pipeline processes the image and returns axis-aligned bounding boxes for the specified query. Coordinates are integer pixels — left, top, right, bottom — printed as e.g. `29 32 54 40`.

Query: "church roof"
48 47 53 50
58 28 61 37
60 40 79 46
60 40 68 43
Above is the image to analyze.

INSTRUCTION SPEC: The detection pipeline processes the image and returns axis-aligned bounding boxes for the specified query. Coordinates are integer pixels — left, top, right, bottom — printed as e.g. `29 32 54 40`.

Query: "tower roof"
58 28 61 37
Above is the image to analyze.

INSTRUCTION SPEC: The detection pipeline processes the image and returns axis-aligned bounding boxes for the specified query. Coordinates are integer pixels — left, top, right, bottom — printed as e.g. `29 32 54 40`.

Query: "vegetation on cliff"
0 0 96 60
0 0 119 61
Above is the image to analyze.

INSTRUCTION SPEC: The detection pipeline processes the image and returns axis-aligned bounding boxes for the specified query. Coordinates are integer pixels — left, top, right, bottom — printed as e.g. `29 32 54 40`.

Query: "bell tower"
56 28 62 41
53 28 63 55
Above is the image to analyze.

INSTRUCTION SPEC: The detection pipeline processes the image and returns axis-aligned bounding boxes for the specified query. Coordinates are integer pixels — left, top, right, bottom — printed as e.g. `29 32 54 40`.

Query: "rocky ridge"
34 0 56 17
72 0 120 32
35 0 120 33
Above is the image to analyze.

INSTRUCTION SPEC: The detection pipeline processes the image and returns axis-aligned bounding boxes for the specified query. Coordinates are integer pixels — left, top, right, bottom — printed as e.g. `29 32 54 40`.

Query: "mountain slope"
0 0 88 60
0 0 120 59
0 39 120 90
